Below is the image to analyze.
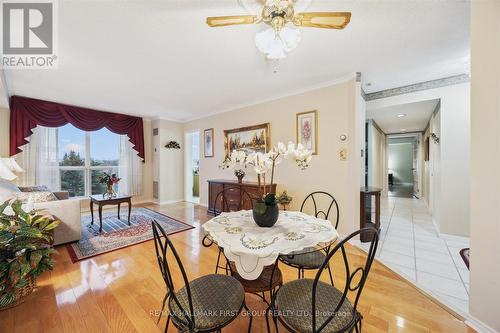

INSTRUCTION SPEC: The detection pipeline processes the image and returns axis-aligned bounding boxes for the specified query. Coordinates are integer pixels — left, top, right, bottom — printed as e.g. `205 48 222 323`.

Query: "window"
58 124 121 197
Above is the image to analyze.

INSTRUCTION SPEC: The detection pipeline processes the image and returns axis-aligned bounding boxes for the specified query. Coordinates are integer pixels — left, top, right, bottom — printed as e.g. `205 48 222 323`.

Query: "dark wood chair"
152 221 251 333
279 191 340 284
202 186 255 275
271 227 379 333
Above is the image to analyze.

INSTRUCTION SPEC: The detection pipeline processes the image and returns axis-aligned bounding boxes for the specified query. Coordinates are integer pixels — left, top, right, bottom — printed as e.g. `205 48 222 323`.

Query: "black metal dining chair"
202 186 255 274
271 227 379 333
152 221 252 333
279 191 340 284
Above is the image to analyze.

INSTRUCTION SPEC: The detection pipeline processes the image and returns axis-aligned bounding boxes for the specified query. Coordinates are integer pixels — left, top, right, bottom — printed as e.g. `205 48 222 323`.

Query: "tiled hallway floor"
355 196 470 315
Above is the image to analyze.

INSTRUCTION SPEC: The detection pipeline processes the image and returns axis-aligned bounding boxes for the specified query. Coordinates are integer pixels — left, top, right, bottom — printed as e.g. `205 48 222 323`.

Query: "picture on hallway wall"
296 110 318 155
224 123 270 157
204 128 214 158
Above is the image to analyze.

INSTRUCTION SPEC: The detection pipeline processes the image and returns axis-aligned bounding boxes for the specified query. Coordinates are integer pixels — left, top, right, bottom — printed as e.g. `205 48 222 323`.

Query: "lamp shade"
1 158 24 173
0 159 17 181
255 27 301 60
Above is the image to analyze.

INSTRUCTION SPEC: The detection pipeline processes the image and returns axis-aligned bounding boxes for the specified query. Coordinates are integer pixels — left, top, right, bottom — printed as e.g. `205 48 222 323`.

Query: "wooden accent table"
207 179 277 216
360 187 382 242
89 195 132 232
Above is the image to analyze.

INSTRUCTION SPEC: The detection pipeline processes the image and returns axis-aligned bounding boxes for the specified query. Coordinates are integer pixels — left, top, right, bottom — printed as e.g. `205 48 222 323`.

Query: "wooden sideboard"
207 179 277 216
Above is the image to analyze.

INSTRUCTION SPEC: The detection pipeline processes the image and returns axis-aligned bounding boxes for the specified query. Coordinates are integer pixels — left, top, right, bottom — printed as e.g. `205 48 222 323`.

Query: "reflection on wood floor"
0 202 475 332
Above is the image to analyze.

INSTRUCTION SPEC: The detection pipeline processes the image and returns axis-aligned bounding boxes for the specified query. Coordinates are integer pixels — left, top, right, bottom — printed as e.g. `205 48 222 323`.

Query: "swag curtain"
9 95 145 161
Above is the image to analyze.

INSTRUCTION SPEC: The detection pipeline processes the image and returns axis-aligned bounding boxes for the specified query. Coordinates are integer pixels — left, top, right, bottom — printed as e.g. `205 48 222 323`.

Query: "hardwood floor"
0 202 475 333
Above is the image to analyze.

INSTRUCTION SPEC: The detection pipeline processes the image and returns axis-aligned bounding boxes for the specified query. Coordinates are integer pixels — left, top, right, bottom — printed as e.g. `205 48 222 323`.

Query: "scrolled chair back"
152 220 195 330
300 191 340 228
213 186 254 216
311 227 379 332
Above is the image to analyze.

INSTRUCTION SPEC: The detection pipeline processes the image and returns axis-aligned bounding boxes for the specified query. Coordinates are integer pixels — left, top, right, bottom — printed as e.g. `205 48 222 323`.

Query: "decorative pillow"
18 185 50 192
13 191 58 203
0 179 20 203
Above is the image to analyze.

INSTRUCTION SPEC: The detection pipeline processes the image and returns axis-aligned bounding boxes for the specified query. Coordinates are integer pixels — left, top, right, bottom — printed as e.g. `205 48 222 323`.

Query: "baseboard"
156 199 184 206
465 316 499 333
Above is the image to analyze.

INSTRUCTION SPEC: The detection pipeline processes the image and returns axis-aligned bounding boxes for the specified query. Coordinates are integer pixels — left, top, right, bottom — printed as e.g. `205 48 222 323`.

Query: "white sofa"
0 180 82 245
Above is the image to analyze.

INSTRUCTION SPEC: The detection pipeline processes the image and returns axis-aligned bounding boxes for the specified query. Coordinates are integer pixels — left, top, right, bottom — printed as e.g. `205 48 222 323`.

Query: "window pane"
58 124 86 166
91 168 119 195
90 128 120 166
60 170 85 197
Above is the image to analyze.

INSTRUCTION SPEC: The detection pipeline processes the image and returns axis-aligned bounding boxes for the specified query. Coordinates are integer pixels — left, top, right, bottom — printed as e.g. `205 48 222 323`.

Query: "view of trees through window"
57 124 120 197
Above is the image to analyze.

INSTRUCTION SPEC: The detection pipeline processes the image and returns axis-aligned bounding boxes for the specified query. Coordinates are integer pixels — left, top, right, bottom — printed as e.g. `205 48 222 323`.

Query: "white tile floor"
353 196 470 315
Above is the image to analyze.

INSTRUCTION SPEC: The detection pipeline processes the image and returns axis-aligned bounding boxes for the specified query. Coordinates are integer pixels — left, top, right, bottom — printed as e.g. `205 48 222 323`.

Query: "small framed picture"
296 110 318 154
204 128 214 158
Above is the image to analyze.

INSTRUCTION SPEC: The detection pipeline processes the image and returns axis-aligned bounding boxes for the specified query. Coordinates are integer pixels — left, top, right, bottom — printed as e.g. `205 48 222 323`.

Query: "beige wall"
469 1 500 331
0 107 9 157
184 78 362 235
151 119 184 204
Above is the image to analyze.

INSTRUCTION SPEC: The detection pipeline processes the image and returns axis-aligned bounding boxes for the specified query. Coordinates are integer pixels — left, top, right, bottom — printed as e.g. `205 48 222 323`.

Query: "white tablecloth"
202 210 338 280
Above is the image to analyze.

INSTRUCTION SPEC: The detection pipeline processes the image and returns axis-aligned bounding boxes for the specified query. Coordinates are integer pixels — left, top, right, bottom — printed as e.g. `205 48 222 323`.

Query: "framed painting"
204 128 214 158
224 123 271 156
296 110 318 154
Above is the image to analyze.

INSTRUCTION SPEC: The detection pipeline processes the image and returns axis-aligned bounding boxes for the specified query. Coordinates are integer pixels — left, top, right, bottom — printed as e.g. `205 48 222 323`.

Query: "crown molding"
365 74 470 101
181 72 357 123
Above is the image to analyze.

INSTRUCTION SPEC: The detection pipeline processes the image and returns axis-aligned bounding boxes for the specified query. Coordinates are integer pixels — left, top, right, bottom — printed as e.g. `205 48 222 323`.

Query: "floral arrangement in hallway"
0 200 59 309
98 173 121 198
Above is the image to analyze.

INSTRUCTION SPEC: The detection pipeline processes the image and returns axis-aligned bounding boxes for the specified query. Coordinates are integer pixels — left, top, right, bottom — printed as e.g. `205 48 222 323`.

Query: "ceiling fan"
206 0 351 60
207 0 351 31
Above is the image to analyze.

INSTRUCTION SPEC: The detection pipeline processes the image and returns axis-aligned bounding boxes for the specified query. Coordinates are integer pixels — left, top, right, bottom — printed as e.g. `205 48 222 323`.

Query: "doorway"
184 130 200 204
388 135 419 198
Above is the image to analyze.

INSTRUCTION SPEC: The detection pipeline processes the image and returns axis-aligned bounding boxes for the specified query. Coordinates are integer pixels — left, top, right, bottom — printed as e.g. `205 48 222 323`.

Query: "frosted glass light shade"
1 158 24 173
255 27 301 60
0 159 17 181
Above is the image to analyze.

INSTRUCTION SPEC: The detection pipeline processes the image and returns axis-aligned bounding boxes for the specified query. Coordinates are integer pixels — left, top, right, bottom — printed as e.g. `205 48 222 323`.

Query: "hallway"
357 196 470 315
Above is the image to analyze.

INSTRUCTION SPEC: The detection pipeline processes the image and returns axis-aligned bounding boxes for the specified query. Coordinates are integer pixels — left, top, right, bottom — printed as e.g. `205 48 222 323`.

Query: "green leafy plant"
0 200 60 308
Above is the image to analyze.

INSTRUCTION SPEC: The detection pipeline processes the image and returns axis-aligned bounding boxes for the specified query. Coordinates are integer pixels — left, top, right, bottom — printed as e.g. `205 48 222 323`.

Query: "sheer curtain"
118 136 143 196
18 126 61 190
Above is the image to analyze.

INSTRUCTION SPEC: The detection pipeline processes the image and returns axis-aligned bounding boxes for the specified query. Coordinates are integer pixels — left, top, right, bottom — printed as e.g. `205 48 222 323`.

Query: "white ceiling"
4 0 470 121
367 99 439 134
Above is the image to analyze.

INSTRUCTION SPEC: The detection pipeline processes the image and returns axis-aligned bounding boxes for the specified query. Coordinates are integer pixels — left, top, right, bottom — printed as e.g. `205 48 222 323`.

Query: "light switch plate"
340 148 347 161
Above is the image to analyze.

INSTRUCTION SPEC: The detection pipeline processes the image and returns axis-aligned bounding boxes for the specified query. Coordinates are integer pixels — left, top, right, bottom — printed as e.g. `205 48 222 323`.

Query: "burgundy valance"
9 95 145 161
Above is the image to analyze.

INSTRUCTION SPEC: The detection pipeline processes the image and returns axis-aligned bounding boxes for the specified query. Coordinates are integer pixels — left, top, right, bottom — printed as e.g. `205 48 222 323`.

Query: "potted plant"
98 172 121 198
0 200 60 309
221 142 312 227
277 190 293 210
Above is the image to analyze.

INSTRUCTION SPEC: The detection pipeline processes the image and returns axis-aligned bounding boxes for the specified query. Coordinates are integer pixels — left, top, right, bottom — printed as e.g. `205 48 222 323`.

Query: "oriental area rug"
66 207 194 262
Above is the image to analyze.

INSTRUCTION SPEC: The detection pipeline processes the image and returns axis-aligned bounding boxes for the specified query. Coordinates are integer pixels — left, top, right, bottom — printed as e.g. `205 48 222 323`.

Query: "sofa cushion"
0 179 20 202
13 191 58 203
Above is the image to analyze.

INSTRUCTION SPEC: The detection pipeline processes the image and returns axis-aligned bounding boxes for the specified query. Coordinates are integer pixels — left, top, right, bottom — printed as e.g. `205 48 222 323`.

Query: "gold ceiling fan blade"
294 12 352 29
206 15 258 27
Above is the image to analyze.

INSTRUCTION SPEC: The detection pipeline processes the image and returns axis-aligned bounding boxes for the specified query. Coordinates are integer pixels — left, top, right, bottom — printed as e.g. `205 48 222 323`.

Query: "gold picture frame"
204 128 214 158
224 123 271 157
296 110 318 155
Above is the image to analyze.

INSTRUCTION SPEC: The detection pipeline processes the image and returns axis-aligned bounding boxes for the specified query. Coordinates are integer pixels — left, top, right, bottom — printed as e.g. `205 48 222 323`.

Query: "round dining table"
202 210 339 280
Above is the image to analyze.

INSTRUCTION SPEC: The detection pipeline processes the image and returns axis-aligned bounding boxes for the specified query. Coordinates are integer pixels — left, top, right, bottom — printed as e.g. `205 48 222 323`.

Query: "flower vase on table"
220 142 312 228
98 173 121 199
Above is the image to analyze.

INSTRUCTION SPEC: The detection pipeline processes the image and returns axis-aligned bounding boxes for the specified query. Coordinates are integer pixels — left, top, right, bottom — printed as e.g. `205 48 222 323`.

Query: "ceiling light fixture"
397 114 407 118
207 0 351 61
400 129 407 132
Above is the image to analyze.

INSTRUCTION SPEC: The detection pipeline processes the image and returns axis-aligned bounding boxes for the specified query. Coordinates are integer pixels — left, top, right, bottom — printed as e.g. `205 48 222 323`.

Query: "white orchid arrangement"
220 141 312 202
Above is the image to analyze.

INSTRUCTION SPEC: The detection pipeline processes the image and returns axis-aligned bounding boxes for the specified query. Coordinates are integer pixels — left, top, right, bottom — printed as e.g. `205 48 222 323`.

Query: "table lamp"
0 158 17 181
1 157 24 174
